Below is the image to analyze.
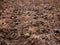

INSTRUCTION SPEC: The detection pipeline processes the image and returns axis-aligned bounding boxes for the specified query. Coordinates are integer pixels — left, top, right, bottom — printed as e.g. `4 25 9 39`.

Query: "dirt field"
0 0 60 45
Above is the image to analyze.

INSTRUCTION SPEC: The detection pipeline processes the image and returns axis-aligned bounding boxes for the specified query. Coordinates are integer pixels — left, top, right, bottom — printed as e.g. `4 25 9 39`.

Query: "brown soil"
0 0 60 45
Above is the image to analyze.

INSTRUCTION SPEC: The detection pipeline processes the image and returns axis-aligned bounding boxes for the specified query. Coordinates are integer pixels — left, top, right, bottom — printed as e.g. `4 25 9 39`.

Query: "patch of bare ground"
0 0 60 45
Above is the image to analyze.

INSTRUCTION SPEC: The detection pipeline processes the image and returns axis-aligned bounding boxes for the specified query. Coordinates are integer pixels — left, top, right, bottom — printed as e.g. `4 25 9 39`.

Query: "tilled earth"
0 0 60 45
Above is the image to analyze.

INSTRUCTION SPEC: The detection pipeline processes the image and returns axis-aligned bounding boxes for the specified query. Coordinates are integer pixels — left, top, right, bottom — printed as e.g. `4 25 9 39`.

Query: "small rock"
53 28 60 33
24 33 30 39
10 16 17 19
